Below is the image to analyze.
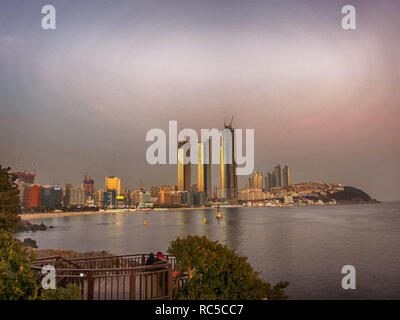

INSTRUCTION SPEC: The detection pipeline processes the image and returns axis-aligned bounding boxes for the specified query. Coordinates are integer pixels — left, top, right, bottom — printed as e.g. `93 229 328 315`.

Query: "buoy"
144 219 147 226
203 217 206 224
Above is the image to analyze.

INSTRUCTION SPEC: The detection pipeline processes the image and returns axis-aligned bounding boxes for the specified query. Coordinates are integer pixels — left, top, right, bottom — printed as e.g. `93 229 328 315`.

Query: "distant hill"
331 186 379 203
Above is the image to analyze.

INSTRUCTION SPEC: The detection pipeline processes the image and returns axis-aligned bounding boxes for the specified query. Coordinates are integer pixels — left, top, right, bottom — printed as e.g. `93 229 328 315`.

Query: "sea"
16 202 400 299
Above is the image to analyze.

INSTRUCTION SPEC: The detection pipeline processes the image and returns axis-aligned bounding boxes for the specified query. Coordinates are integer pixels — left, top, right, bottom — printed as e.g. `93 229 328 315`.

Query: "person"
154 251 167 264
146 252 155 265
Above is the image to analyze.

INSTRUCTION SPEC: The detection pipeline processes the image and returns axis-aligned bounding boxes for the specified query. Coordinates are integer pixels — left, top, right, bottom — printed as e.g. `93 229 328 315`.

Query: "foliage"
0 230 38 300
38 285 82 300
168 235 289 300
0 165 20 232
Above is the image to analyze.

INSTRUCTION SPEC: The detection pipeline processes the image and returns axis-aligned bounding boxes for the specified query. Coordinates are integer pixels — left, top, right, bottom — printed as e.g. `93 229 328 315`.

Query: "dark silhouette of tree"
0 165 20 232
0 231 38 299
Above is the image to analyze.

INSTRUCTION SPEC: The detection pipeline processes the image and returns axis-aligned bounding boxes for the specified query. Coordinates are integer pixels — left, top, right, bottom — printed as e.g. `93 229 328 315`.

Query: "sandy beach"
20 210 115 220
19 207 216 220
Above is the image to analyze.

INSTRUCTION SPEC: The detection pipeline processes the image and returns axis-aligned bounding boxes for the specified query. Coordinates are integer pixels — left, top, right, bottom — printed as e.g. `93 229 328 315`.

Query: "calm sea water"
16 203 400 300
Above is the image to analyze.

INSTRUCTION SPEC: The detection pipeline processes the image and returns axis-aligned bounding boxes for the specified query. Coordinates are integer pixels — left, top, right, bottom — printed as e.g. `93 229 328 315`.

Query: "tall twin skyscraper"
198 139 211 199
177 122 238 204
220 124 238 203
177 140 191 192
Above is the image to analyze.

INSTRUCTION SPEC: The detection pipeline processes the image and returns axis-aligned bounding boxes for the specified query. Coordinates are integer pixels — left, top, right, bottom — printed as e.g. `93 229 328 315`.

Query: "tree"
0 231 38 300
168 235 289 300
0 165 20 232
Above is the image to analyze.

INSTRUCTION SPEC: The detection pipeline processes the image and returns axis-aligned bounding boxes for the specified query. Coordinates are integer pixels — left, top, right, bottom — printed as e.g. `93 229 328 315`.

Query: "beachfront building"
105 176 121 196
139 192 153 208
22 185 42 209
70 187 87 206
41 186 63 210
103 190 116 208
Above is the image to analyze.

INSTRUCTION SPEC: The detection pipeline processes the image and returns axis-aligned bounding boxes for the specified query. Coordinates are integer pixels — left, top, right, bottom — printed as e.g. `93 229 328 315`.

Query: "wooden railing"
31 254 178 300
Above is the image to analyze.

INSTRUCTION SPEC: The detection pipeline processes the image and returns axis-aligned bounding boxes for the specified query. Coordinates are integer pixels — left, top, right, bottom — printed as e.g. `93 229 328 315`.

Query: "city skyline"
1 1 400 201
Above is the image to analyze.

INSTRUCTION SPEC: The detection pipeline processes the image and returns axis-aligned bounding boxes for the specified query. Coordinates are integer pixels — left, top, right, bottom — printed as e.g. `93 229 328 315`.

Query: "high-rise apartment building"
103 190 116 207
70 187 87 206
265 172 273 190
41 186 63 209
105 176 121 196
252 171 263 189
198 139 211 198
130 189 143 207
178 141 191 191
22 185 42 209
273 165 282 188
94 188 104 207
282 165 291 187
220 125 237 203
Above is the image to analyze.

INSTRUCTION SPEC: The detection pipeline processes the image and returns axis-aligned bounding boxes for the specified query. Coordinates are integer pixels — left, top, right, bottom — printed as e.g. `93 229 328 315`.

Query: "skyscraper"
273 165 282 188
198 139 211 198
178 141 191 191
252 171 263 189
220 124 237 203
83 175 94 197
282 165 291 187
41 186 63 209
105 176 121 196
70 187 87 206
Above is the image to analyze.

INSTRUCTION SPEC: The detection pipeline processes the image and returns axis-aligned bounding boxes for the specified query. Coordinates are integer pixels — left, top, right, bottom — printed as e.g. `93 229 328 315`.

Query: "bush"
38 285 82 300
0 231 38 300
168 235 288 300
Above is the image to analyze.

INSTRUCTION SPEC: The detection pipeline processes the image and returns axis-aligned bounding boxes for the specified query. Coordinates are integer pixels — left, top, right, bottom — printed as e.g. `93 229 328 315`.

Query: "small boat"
216 206 222 219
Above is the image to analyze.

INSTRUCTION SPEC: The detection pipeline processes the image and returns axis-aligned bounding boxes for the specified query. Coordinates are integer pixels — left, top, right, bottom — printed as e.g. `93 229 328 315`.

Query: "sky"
0 0 399 201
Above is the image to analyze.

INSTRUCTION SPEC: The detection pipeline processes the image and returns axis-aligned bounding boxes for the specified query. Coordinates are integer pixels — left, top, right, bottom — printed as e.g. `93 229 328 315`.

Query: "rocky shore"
27 248 113 260
15 219 49 232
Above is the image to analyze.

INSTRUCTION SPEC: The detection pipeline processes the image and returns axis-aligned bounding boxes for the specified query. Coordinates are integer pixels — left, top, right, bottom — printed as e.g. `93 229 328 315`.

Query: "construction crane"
224 116 234 128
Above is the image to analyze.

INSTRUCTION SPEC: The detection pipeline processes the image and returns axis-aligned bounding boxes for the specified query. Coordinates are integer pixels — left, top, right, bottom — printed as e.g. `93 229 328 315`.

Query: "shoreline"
19 200 379 221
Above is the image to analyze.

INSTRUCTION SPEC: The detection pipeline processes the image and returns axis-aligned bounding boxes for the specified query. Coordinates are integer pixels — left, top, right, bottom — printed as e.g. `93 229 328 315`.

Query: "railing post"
87 272 94 300
129 270 136 300
168 263 172 300
141 254 146 266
